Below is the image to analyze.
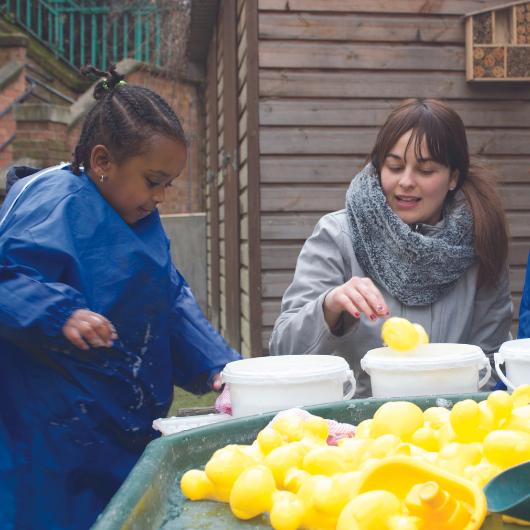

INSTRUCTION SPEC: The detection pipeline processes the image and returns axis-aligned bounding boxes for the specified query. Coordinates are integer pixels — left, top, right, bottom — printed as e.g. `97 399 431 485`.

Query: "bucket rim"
497 338 530 360
361 343 487 372
221 354 352 384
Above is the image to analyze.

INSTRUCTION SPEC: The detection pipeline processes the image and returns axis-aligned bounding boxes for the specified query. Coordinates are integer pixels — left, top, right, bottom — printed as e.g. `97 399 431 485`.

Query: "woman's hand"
210 373 223 392
323 276 389 330
62 309 118 350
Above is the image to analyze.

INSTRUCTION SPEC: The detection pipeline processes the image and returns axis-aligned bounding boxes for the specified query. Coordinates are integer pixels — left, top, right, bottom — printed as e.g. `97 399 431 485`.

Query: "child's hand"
62 309 118 350
210 373 223 392
323 276 389 330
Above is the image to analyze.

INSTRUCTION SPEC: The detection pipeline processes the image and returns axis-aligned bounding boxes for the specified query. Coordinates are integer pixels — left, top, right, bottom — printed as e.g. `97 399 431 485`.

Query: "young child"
0 65 240 530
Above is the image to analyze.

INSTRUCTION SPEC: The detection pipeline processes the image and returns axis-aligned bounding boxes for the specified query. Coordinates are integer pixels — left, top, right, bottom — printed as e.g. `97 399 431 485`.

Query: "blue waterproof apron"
0 166 239 529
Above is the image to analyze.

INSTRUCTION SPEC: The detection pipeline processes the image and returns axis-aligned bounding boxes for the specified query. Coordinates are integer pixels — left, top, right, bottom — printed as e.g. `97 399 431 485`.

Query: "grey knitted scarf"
345 164 476 306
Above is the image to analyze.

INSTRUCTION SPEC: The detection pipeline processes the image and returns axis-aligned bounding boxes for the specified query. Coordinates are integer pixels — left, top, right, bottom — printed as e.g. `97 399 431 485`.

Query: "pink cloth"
215 386 355 444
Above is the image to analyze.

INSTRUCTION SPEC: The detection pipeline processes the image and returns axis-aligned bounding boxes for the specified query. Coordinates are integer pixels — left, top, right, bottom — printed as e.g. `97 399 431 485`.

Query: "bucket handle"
478 357 492 389
343 370 356 400
494 352 515 391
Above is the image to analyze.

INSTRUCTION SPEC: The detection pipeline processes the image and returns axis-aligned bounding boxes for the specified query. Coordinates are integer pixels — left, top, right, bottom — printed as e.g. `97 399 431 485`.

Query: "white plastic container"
221 355 356 417
360 343 491 398
494 338 530 390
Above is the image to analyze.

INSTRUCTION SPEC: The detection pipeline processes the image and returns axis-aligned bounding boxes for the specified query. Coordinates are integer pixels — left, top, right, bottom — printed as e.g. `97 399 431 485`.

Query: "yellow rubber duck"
381 317 429 352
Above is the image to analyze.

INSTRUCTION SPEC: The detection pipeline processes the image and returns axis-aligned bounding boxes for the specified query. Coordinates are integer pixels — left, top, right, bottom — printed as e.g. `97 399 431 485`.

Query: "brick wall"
0 35 27 168
13 105 70 167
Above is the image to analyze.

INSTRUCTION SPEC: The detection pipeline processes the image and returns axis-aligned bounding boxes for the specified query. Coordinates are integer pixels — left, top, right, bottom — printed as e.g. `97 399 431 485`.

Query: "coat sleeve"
468 265 513 357
518 253 530 339
0 231 87 347
269 214 359 357
169 265 241 393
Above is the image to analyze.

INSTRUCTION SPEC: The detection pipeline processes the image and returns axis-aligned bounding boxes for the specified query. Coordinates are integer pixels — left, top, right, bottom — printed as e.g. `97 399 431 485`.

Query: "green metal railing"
2 0 165 71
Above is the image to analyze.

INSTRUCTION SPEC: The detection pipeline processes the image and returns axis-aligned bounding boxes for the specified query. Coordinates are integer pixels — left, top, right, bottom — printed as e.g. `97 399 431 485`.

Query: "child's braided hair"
71 64 187 175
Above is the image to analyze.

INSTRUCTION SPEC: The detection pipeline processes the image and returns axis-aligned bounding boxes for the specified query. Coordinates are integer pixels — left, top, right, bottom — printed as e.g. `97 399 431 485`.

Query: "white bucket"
494 338 530 390
221 355 356 417
360 343 491 398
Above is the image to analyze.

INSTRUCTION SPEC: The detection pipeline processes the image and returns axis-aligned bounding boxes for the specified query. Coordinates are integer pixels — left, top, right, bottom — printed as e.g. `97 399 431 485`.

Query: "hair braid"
71 64 187 173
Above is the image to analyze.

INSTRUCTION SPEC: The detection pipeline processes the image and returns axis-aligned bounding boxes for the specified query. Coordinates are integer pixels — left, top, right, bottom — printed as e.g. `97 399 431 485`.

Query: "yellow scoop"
381 317 429 352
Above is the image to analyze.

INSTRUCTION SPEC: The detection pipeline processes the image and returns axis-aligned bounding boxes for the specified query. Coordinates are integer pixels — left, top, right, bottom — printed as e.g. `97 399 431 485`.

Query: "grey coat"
269 210 513 397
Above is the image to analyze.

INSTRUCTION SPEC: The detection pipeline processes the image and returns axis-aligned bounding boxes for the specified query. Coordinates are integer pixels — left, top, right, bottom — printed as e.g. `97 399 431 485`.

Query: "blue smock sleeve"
0 232 87 346
169 265 241 393
518 252 530 339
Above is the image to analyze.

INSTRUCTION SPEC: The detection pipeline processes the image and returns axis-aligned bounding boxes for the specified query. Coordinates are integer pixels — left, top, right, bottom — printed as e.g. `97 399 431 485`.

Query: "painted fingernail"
385 311 390 316
377 305 384 312
354 312 361 318
369 314 376 321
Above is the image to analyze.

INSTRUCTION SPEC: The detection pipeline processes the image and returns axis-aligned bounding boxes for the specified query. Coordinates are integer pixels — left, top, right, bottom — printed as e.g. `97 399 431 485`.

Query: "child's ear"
90 144 113 176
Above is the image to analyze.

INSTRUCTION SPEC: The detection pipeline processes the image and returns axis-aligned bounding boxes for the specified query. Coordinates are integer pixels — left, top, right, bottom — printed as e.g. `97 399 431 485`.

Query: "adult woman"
269 98 512 397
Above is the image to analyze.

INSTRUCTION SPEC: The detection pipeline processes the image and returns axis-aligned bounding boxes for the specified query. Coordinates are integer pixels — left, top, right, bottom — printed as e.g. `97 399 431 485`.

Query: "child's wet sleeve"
0 231 87 344
169 265 241 393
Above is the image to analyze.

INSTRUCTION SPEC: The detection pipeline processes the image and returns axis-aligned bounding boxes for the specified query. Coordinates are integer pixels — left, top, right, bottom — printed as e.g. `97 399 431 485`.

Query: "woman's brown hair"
370 98 508 287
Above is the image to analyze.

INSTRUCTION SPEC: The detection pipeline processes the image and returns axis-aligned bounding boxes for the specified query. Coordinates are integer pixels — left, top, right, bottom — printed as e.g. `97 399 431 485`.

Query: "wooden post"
245 0 263 356
223 0 241 349
207 28 221 330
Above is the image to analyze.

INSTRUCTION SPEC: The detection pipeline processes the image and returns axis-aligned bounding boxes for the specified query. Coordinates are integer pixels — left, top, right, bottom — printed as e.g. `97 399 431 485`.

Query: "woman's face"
380 129 458 226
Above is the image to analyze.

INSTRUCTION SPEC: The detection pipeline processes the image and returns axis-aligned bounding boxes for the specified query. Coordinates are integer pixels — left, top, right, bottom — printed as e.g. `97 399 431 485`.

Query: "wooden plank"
238 26 248 67
259 99 530 129
241 318 251 351
260 239 530 272
223 0 241 349
239 214 248 238
258 0 506 15
238 51 248 91
261 243 303 270
514 295 522 320
237 1 247 40
500 185 530 211
239 79 248 114
206 27 220 331
259 70 530 100
262 271 293 297
261 213 530 240
510 267 527 292
262 328 272 353
508 213 530 238
262 213 321 239
239 161 248 190
262 299 282 326
240 242 250 267
260 127 530 156
510 241 530 267
239 107 248 140
260 156 366 183
241 267 250 294
239 135 248 166
261 269 528 301
259 13 463 43
260 156 530 184
259 41 464 71
247 0 264 356
240 188 249 214
261 185 347 212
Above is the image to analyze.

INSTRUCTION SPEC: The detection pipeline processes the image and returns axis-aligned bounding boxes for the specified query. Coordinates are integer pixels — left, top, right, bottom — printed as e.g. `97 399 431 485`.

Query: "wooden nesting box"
466 1 530 81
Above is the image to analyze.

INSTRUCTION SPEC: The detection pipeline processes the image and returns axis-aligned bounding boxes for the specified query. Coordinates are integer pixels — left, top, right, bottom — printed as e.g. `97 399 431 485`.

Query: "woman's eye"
387 166 403 173
419 169 434 175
